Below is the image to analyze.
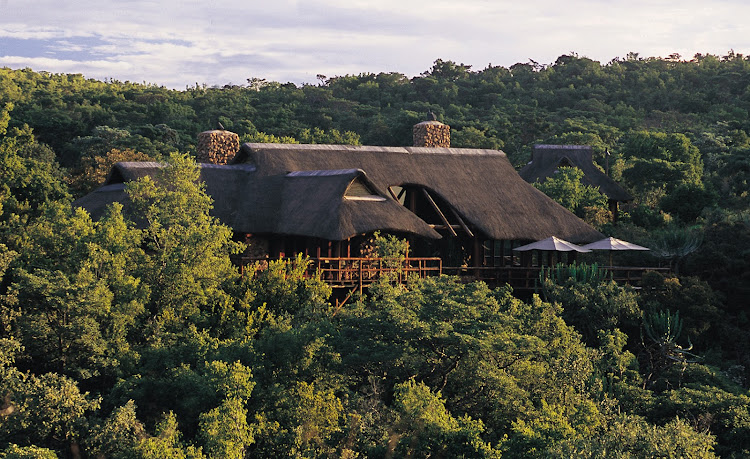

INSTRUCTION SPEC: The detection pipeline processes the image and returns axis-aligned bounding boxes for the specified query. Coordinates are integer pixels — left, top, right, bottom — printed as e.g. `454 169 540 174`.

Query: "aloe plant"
649 225 703 274
640 309 699 389
540 262 610 287
643 309 684 347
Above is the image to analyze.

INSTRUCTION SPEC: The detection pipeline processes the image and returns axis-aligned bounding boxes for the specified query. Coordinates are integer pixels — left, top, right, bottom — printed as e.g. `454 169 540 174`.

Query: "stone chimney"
412 112 450 147
196 129 240 164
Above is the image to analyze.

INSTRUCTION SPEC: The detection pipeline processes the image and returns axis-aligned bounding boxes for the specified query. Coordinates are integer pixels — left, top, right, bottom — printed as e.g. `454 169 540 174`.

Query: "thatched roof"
232 143 603 243
75 161 440 241
518 145 632 202
73 183 131 221
275 169 439 240
76 142 604 243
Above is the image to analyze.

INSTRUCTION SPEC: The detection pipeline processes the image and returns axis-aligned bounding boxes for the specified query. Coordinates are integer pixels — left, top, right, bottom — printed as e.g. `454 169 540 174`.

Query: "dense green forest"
1 53 750 457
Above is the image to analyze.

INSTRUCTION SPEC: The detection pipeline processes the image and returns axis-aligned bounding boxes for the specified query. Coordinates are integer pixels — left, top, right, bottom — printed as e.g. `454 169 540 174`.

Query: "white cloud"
0 55 132 73
2 0 750 88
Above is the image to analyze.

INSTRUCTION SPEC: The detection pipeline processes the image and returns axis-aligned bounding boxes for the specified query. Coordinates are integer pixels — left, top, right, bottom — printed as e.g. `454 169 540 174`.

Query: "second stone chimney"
196 129 240 164
412 112 450 148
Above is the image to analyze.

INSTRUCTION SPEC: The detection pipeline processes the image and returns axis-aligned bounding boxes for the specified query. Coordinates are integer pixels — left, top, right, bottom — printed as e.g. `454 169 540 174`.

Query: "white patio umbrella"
513 236 591 266
581 237 649 266
513 236 592 252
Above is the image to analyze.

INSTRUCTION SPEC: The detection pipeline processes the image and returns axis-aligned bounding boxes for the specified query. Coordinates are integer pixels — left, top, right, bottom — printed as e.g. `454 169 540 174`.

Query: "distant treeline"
1 52 750 162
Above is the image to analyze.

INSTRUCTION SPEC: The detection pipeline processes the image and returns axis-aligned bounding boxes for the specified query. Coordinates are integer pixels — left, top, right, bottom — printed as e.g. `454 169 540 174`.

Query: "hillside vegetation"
1 53 750 457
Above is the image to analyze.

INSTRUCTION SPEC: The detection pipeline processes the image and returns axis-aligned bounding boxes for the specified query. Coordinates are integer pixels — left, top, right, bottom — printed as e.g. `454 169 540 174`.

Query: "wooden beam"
397 187 406 201
422 189 457 237
429 224 462 230
387 186 399 201
449 208 474 238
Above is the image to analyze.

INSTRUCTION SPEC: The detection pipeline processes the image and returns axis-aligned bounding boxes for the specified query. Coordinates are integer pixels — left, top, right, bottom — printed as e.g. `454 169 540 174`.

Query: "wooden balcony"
241 257 443 290
241 256 668 294
443 265 671 291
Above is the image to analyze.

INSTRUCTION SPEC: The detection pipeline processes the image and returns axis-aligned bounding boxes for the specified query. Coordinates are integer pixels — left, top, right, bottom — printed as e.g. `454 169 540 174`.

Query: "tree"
297 127 361 145
131 412 205 459
561 414 717 458
541 263 641 344
0 368 100 456
648 225 703 274
336 278 600 446
84 400 146 458
451 126 504 150
71 147 155 195
0 444 59 458
620 131 703 195
66 125 176 168
13 203 146 381
198 397 253 459
391 379 497 458
532 167 609 224
659 182 717 223
125 153 243 341
0 108 70 232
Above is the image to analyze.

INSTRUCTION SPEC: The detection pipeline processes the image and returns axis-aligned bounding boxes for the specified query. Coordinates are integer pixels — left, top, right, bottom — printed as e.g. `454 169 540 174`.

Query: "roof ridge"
243 143 506 157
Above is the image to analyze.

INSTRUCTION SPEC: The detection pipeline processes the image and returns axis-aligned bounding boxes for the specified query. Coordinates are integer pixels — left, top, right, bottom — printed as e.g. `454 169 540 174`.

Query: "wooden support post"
450 208 474 238
473 238 482 279
509 241 514 266
422 189 458 237
473 238 482 267
489 239 495 267
272 237 286 258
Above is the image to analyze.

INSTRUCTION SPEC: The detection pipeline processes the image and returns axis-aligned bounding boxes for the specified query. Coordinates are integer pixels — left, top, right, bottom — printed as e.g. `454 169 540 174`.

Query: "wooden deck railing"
242 257 668 292
241 257 443 289
315 257 442 288
443 265 671 291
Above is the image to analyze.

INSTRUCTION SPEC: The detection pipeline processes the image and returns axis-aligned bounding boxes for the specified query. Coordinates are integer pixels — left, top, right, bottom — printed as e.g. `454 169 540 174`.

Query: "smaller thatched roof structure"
73 183 131 221
519 145 632 202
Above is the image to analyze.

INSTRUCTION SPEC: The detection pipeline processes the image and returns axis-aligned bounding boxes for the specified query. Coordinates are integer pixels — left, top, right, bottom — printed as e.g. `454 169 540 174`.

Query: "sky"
1 0 750 89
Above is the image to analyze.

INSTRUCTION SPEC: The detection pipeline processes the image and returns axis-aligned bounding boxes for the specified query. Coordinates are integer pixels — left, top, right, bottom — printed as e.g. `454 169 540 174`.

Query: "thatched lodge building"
75 120 605 290
519 144 632 219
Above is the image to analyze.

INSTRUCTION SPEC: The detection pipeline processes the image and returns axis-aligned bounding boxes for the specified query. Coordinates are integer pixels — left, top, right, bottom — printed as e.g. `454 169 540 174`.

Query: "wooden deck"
443 265 672 291
314 257 442 289
241 256 668 293
241 256 442 290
